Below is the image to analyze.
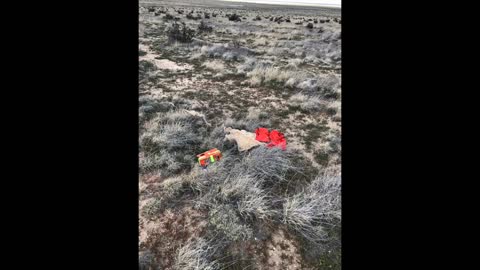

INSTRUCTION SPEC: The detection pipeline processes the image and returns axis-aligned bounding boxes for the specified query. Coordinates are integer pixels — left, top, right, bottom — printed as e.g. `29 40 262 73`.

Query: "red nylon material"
255 128 287 150
267 130 287 150
255 127 270 142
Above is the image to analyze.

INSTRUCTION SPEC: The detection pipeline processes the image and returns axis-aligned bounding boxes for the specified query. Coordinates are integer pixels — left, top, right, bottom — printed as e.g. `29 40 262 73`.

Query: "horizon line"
220 0 341 8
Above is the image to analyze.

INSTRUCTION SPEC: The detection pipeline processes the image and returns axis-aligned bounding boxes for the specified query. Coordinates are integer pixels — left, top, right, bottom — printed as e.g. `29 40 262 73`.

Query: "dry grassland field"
139 0 341 269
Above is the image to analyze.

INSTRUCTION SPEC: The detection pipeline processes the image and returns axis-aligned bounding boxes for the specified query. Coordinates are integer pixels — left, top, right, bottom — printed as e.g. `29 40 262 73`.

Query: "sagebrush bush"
208 204 253 242
289 93 327 112
139 110 206 175
154 122 200 149
186 13 202 20
282 174 341 244
201 44 228 58
139 60 156 82
167 22 195 43
189 145 296 223
246 107 269 121
194 144 293 189
227 13 241 22
139 96 174 124
295 74 341 99
235 146 293 183
297 78 320 91
236 180 275 221
215 173 274 221
199 43 253 61
235 57 257 74
198 20 213 32
221 51 236 61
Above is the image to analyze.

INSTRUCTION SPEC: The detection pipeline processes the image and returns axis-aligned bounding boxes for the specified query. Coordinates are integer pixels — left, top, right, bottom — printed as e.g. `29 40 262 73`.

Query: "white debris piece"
224 127 264 152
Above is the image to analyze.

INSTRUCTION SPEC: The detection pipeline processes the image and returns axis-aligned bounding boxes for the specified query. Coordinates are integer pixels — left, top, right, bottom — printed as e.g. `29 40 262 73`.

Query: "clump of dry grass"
151 121 199 149
139 110 207 176
266 47 288 56
217 173 275 221
208 204 254 242
173 238 220 270
286 58 304 69
289 93 328 112
139 95 175 124
201 44 228 57
199 43 253 62
253 37 268 46
288 74 341 99
246 65 298 86
285 72 309 88
235 146 294 183
139 150 184 176
235 177 276 221
202 60 225 72
247 75 263 86
235 57 257 74
223 107 271 132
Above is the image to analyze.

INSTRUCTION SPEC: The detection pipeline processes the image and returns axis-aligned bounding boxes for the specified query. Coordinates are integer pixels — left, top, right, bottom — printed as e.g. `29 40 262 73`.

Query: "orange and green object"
196 148 222 168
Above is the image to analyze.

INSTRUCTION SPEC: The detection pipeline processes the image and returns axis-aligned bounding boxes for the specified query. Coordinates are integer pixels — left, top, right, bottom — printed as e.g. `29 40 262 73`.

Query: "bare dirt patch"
140 206 208 270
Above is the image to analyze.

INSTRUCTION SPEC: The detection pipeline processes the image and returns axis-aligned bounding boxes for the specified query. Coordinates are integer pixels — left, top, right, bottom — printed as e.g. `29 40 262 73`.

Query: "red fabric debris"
255 127 270 143
255 127 287 150
267 130 287 150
